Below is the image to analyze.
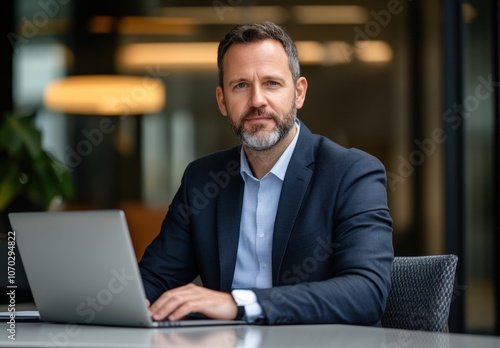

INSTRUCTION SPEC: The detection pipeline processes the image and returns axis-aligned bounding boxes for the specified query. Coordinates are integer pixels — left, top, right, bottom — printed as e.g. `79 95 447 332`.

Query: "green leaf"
6 115 43 159
0 166 24 211
43 152 74 200
0 118 23 155
0 112 74 211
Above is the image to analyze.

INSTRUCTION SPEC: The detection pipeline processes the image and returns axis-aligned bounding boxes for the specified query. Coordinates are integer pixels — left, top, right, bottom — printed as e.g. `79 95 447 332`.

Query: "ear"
294 77 308 110
216 86 228 117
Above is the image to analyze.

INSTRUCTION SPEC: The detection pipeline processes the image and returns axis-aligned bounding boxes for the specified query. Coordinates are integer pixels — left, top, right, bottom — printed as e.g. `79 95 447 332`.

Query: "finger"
149 284 195 314
149 284 238 321
168 288 237 320
149 285 200 320
166 292 217 321
150 294 182 320
167 301 198 321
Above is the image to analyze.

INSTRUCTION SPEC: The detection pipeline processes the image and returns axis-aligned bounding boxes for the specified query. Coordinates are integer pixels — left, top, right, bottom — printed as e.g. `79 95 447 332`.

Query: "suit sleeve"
138 163 199 302
253 154 394 325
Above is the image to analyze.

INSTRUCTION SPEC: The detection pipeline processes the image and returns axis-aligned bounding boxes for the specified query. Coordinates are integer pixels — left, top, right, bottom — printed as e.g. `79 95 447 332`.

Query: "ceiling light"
118 17 198 35
159 6 289 24
296 41 325 65
355 41 393 63
293 6 368 24
325 41 355 65
44 75 165 115
116 42 219 71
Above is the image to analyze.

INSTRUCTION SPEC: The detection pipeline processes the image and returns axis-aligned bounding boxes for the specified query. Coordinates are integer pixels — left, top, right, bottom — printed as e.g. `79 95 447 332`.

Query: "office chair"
381 254 458 332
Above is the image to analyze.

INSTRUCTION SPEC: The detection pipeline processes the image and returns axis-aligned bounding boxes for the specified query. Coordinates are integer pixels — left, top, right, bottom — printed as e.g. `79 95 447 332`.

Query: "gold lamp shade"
43 75 166 116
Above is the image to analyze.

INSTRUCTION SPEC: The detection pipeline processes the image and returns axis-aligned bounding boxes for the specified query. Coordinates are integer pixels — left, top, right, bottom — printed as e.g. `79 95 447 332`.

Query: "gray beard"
229 107 297 151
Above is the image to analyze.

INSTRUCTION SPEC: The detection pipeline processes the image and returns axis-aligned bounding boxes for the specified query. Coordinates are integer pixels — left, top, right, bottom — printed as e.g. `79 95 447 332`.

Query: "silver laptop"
9 210 245 328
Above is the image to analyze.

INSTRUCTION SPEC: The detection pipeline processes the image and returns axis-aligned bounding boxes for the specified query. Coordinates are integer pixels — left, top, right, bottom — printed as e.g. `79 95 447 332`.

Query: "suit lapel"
216 148 244 292
272 123 314 285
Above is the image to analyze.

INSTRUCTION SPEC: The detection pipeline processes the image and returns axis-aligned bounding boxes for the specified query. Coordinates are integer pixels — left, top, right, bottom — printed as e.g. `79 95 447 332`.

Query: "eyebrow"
227 78 247 86
227 75 287 86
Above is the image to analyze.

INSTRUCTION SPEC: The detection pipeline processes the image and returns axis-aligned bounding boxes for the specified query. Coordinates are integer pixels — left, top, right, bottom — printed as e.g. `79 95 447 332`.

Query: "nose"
249 85 267 108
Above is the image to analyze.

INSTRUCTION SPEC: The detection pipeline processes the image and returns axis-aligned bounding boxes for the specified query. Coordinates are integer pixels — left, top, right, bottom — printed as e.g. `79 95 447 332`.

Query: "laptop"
8 210 245 328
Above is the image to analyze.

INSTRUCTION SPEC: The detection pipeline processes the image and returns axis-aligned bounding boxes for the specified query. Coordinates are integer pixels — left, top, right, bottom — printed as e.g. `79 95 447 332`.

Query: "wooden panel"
119 201 167 261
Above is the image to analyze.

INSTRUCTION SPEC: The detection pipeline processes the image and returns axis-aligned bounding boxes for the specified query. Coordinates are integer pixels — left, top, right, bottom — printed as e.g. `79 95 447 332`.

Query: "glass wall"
462 0 496 335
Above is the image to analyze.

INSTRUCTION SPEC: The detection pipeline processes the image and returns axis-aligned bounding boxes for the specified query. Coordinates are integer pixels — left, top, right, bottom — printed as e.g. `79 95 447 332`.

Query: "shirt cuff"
231 289 263 323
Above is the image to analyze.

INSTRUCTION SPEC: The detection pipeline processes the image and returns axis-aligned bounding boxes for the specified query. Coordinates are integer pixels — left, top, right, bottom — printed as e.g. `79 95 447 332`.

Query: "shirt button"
261 263 267 269
259 233 265 238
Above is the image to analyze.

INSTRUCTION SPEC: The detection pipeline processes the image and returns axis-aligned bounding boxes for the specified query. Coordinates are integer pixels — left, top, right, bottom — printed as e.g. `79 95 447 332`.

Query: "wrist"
231 289 263 322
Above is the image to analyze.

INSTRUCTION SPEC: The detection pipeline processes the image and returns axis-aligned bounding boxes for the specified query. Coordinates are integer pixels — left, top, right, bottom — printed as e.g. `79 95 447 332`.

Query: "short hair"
217 21 300 87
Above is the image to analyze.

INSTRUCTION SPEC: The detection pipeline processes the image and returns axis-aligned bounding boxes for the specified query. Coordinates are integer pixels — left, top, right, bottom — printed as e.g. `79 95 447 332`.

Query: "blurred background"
0 0 498 335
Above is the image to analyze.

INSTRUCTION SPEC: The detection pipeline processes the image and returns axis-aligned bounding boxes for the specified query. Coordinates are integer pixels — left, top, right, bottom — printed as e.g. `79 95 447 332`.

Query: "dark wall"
1 0 14 119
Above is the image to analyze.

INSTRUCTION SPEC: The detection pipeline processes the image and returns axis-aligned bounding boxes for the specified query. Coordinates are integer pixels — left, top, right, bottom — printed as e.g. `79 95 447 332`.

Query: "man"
139 21 394 325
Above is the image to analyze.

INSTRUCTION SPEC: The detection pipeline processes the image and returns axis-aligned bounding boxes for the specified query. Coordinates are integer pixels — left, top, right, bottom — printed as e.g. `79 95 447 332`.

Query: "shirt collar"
240 120 301 181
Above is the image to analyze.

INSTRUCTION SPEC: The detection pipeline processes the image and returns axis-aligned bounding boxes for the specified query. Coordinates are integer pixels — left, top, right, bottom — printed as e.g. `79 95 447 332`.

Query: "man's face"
216 39 307 151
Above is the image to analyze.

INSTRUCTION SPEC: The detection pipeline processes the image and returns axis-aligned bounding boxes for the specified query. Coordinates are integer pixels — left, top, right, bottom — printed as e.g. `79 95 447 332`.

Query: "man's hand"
148 283 238 321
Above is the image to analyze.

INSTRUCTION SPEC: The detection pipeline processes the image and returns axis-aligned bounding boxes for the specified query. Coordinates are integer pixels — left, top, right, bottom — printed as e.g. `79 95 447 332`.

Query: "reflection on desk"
1 322 500 347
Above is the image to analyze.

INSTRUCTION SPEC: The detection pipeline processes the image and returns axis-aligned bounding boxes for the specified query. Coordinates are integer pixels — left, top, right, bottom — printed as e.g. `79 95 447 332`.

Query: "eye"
267 81 280 86
235 82 247 89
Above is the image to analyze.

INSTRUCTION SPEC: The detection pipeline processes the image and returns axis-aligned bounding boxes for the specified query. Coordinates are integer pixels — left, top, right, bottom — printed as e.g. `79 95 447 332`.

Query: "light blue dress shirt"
231 122 300 320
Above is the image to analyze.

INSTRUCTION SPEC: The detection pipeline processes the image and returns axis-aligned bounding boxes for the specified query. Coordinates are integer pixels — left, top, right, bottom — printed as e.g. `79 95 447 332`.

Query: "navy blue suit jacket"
139 121 394 325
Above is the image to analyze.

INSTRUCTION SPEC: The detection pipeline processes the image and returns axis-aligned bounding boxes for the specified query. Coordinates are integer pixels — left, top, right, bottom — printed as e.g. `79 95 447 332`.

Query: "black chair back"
381 255 458 332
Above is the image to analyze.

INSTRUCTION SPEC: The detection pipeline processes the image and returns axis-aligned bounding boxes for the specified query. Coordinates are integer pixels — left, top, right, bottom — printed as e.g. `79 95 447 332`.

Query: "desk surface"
1 322 500 348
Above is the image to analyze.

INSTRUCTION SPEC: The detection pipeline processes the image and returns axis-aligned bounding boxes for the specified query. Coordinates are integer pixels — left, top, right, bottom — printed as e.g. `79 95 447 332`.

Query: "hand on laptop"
148 283 238 321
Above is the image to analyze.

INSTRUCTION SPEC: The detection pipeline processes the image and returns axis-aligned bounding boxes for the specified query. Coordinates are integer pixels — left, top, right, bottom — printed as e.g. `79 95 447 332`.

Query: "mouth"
244 116 273 123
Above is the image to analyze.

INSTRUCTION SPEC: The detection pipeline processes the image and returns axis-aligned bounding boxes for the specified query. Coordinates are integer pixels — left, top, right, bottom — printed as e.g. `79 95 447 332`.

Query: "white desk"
1 322 499 348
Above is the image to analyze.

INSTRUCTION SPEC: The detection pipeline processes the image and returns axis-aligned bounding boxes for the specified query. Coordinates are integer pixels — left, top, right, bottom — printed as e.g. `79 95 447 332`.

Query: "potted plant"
0 112 74 216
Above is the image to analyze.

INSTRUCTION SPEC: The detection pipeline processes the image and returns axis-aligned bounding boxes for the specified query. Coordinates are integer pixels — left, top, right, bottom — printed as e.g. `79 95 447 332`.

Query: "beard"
227 104 297 151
